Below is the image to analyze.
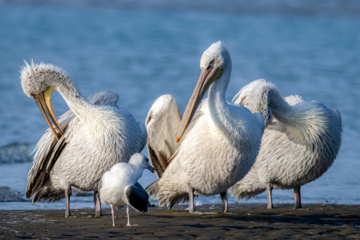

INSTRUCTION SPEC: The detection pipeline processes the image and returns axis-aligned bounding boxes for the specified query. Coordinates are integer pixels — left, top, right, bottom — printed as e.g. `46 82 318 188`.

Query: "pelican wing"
26 91 119 199
26 121 70 199
86 90 119 107
145 95 182 177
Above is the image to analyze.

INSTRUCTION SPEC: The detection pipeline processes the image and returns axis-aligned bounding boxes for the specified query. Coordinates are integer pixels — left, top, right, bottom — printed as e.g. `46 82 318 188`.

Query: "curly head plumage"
20 61 71 98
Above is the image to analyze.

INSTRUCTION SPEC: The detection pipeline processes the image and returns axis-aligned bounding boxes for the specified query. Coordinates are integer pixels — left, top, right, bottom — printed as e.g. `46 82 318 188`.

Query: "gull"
99 153 154 226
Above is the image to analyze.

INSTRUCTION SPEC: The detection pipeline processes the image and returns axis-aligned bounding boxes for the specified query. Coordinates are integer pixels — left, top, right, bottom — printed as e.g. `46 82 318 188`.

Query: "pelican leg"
220 191 229 213
266 183 274 209
94 191 102 217
188 186 196 213
110 204 116 226
65 186 72 218
188 185 217 215
294 186 302 209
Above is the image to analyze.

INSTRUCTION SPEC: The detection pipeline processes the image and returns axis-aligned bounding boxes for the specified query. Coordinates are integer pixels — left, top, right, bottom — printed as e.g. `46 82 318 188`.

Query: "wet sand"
1 204 359 239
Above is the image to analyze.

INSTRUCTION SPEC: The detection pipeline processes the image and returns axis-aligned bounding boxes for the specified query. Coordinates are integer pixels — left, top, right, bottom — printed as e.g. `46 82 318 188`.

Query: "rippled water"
0 1 359 210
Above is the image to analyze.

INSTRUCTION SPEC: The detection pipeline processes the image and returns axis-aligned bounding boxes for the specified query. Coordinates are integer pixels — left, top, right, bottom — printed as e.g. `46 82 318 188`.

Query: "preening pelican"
99 153 154 227
230 79 343 209
21 61 147 217
146 41 265 214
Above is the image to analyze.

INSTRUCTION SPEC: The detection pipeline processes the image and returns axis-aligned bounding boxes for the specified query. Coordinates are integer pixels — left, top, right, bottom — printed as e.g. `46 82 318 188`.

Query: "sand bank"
1 204 359 239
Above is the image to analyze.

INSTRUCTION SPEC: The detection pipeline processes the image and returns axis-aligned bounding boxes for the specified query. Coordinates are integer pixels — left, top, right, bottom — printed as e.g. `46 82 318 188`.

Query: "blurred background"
0 0 359 210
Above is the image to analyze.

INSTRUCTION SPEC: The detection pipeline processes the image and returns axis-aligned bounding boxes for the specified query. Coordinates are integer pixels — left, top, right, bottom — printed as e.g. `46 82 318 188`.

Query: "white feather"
230 79 343 207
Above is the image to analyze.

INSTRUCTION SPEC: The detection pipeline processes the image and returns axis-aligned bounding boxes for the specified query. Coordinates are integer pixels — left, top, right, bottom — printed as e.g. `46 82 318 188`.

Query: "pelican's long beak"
33 86 64 141
176 67 223 143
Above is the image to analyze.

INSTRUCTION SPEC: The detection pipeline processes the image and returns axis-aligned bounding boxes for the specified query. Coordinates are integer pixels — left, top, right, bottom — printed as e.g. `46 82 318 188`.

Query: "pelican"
99 153 154 227
146 41 265 214
230 79 343 209
20 61 147 217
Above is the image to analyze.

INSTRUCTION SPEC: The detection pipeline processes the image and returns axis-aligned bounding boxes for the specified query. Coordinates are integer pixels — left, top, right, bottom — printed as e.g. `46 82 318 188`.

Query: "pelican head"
176 41 231 142
20 61 67 140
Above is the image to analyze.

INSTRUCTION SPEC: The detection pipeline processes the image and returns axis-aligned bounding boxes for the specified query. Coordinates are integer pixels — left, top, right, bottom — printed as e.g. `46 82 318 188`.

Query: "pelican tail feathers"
146 179 188 209
32 185 65 203
229 167 266 199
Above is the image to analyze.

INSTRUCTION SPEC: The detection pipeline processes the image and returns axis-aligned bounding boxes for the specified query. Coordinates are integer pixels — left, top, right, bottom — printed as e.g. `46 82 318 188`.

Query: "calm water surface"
0 1 359 210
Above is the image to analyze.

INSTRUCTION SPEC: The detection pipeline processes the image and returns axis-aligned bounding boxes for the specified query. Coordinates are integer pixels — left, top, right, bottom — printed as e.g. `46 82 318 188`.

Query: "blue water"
0 1 359 210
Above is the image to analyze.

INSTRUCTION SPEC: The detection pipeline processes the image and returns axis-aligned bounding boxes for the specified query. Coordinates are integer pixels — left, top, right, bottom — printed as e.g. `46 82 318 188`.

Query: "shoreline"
1 204 360 239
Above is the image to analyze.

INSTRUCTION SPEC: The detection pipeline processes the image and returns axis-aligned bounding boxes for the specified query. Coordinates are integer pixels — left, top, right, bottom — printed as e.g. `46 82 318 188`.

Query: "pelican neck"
207 74 235 143
56 79 90 119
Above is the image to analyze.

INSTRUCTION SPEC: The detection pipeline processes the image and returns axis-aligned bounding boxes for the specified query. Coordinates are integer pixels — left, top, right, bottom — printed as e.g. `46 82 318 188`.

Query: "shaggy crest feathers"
20 60 72 97
232 79 274 125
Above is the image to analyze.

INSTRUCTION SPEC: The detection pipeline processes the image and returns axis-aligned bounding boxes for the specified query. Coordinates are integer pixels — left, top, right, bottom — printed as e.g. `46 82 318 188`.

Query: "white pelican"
230 79 343 209
99 153 154 227
20 61 147 217
146 41 265 214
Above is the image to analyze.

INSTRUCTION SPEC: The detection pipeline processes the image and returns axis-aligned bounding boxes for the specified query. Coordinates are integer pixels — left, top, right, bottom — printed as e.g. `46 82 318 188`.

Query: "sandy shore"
1 204 360 239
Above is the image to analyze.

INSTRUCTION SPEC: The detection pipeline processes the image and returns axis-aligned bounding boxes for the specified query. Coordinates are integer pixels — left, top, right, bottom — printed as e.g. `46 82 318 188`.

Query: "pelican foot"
294 206 309 210
221 211 233 215
85 215 101 218
94 212 102 217
189 211 219 215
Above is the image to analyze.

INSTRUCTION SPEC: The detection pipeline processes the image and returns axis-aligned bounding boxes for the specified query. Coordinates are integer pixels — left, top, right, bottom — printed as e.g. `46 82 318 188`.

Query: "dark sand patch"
1 204 359 239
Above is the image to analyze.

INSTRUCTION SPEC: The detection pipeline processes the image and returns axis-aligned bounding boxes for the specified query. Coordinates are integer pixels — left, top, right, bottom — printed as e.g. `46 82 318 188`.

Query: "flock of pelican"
21 41 342 225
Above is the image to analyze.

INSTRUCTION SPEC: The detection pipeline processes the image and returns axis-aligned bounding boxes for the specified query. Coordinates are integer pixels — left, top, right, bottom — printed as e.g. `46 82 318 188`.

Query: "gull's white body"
230 79 343 208
99 153 151 226
21 63 147 211
99 156 147 208
146 42 265 209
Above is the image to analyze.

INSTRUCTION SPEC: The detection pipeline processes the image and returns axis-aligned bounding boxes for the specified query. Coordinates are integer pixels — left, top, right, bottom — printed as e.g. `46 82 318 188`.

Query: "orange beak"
176 67 223 143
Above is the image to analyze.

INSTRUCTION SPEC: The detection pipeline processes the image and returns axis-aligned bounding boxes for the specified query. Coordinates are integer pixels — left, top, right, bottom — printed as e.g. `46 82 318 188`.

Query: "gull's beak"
146 162 155 173
33 86 64 141
176 67 223 143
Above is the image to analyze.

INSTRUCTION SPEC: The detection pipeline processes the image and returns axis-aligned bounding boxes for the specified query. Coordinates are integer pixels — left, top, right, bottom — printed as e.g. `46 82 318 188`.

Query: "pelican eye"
207 60 215 70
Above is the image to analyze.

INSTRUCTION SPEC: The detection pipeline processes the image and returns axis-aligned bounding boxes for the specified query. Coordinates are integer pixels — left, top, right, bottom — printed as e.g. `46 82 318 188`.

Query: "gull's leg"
294 186 302 209
94 191 102 217
110 204 115 227
65 186 72 218
220 191 229 213
124 205 139 227
126 205 132 227
266 183 274 209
